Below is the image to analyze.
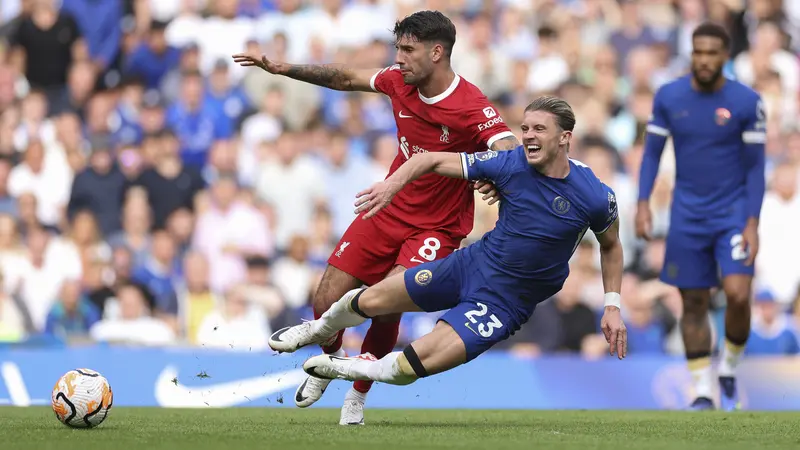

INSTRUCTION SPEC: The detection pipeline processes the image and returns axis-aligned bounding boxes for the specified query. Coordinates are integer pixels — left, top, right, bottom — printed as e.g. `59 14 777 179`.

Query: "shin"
680 288 713 399
719 275 753 377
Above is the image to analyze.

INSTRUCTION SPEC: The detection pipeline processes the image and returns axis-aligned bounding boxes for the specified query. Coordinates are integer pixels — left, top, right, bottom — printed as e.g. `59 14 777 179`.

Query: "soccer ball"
51 369 113 428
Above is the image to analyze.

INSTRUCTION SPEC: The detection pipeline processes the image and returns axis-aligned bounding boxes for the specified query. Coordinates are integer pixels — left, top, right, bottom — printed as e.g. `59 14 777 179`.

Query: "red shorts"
327 211 464 286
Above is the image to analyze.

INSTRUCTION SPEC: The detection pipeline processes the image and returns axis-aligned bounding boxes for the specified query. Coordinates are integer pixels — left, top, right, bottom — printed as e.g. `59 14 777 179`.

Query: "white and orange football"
51 369 113 428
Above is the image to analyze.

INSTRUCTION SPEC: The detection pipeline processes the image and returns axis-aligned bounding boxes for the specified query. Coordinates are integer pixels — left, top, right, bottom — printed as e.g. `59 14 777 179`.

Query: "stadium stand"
0 0 798 365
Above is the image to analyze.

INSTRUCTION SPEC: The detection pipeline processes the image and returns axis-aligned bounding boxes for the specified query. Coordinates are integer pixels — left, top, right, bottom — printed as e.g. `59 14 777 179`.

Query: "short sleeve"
645 87 671 138
463 102 515 149
369 65 402 97
458 149 516 188
742 95 766 145
65 14 82 43
8 20 27 48
591 183 619 234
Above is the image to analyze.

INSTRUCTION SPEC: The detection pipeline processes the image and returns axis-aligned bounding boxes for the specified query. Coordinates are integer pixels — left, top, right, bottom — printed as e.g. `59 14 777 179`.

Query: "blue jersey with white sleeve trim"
458 146 618 289
640 75 766 223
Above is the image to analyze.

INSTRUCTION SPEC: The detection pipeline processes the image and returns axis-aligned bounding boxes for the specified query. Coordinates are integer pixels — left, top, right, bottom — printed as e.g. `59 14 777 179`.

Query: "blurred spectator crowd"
0 0 798 359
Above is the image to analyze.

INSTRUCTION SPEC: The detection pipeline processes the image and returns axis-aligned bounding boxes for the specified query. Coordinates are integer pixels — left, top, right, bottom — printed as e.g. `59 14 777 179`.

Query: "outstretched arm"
355 153 465 218
232 51 379 92
282 64 379 92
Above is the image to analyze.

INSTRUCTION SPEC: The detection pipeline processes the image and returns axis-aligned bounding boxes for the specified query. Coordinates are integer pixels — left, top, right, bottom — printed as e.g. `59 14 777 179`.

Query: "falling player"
636 23 766 411
268 97 627 392
232 10 518 425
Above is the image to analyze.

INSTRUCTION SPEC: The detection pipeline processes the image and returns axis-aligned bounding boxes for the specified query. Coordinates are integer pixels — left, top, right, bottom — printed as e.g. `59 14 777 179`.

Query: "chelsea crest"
415 269 433 286
551 196 571 215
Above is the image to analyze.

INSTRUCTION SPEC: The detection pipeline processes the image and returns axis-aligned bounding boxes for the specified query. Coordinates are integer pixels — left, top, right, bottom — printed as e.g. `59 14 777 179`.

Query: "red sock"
353 319 401 394
314 306 344 354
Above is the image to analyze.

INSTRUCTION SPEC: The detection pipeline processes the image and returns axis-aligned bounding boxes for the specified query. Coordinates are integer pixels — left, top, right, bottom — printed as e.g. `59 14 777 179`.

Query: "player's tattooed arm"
282 64 379 92
231 52 378 92
489 135 520 151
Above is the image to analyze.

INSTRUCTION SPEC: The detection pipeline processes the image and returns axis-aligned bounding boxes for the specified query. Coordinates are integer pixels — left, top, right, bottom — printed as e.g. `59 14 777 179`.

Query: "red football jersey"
369 65 515 237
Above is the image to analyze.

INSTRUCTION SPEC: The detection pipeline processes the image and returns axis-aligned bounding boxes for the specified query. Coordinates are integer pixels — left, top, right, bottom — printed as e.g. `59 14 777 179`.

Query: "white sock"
347 351 416 386
313 289 368 337
718 340 745 377
688 357 713 399
328 348 346 357
344 387 367 404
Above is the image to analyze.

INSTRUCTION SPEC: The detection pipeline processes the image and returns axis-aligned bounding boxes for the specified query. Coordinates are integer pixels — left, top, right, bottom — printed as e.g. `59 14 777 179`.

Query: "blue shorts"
404 249 561 362
661 220 754 289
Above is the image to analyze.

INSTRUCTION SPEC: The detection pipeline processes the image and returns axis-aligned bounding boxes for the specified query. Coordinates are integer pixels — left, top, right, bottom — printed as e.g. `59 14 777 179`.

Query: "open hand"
355 180 403 219
741 219 759 266
473 180 500 205
231 52 282 74
600 306 627 359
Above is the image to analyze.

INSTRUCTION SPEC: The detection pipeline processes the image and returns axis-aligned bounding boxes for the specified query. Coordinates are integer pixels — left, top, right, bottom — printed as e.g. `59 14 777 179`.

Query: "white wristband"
604 292 621 309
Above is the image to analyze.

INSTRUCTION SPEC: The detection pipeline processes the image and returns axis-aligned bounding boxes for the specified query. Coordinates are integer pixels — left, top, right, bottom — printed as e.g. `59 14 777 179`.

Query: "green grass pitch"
2 407 799 450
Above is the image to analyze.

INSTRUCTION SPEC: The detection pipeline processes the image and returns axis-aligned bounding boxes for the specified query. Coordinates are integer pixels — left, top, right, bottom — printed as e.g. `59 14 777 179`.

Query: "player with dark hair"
233 10 518 425
268 96 627 395
636 22 766 411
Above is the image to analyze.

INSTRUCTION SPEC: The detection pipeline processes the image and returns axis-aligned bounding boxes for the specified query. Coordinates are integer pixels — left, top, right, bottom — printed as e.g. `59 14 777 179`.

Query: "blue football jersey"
643 75 766 222
458 146 618 290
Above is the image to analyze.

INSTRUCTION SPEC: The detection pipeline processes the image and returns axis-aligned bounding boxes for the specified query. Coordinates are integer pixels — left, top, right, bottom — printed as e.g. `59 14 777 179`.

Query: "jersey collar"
418 74 461 105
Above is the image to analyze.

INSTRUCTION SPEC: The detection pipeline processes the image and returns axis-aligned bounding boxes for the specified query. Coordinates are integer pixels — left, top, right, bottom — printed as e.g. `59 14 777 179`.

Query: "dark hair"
524 96 576 132
181 69 203 80
692 22 731 50
537 26 558 39
120 281 157 312
150 20 169 31
393 10 456 57
245 255 271 269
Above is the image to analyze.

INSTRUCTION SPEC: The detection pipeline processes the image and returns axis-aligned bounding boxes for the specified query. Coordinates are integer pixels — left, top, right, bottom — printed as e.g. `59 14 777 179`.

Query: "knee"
724 290 750 309
681 292 709 318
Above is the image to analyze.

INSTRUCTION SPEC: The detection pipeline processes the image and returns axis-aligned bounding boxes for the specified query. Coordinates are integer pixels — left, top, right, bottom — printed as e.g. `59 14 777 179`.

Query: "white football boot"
269 321 332 353
294 375 333 408
294 344 342 408
303 352 374 425
303 352 376 381
339 399 365 426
